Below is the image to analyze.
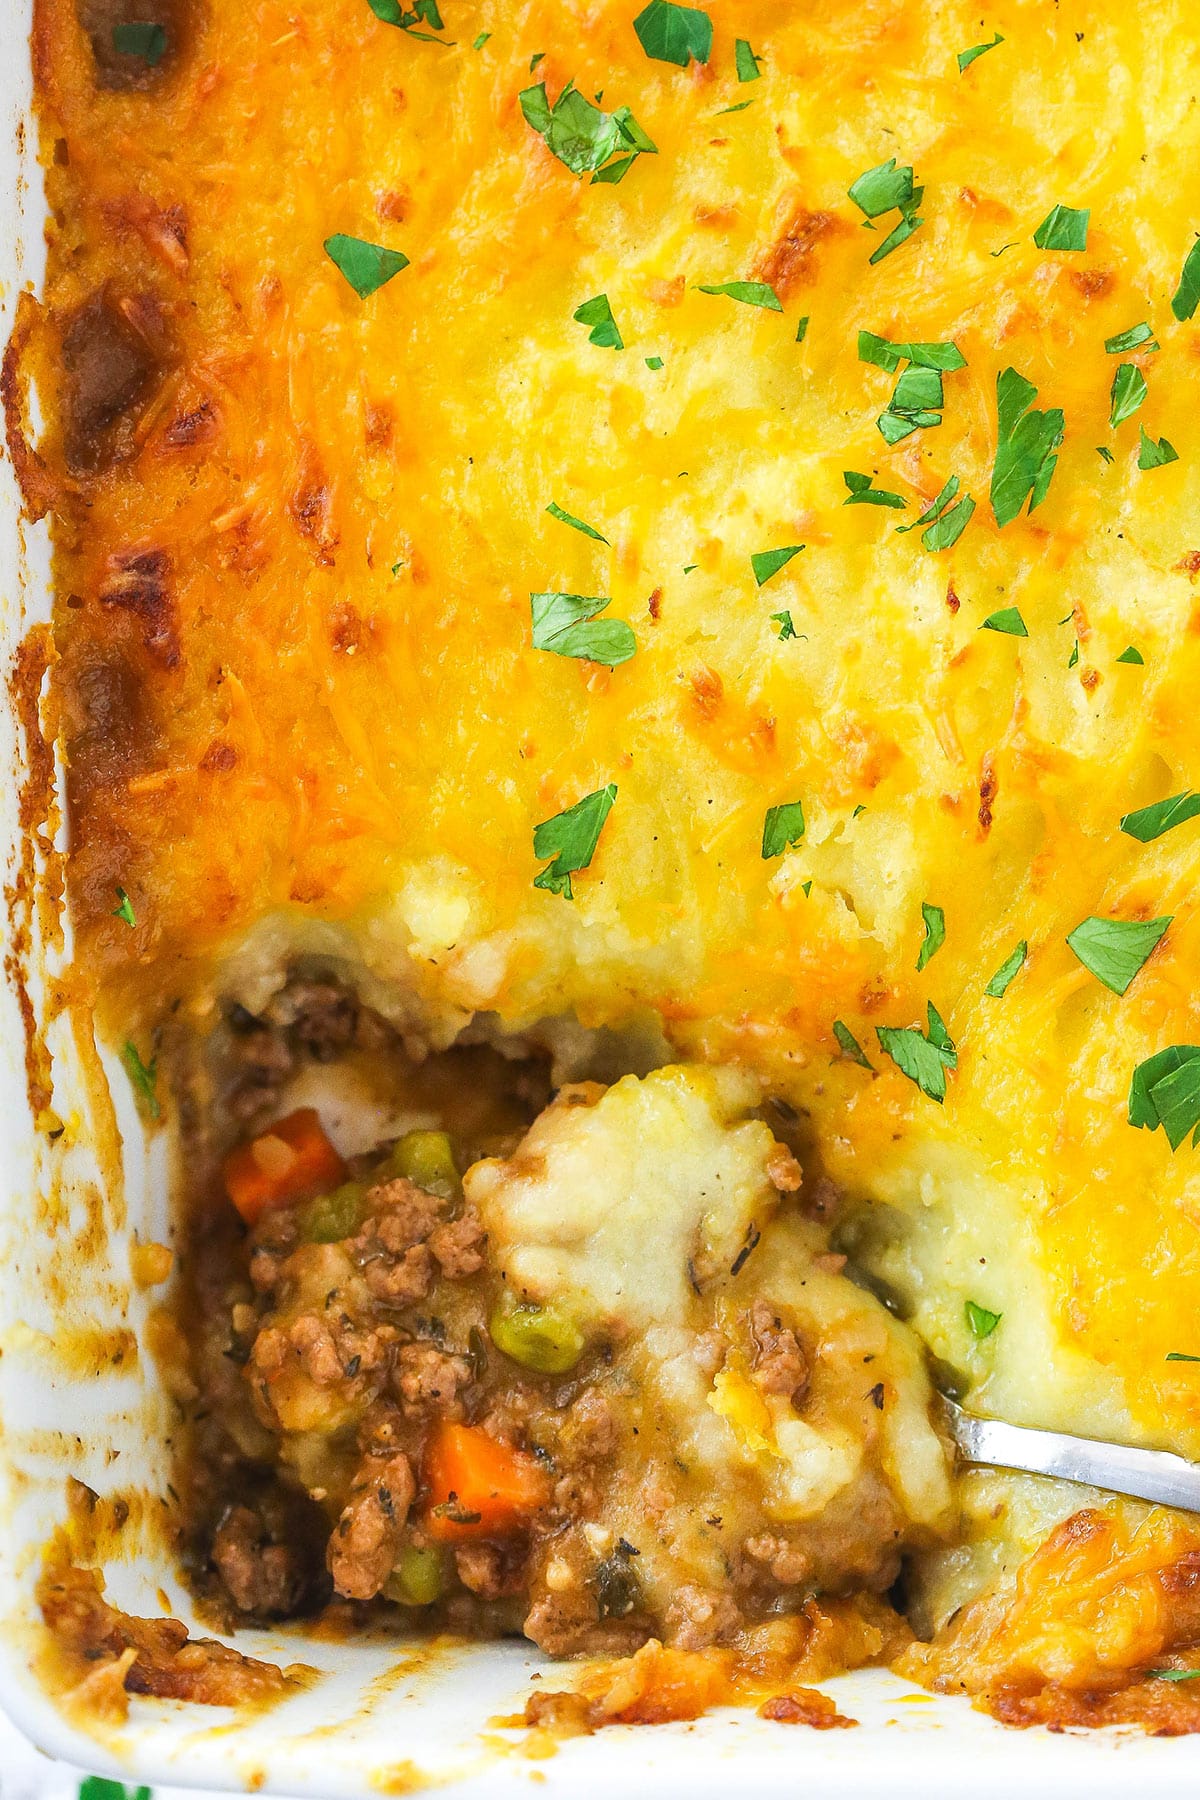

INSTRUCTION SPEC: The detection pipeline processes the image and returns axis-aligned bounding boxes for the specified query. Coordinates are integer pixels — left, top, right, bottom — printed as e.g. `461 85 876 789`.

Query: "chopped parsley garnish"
1109 362 1147 428
645 354 663 369
1032 204 1089 252
1105 322 1158 354
795 316 809 343
122 1041 161 1121
533 784 617 898
917 902 946 971
1120 791 1200 843
985 941 1027 997
1138 426 1179 470
472 30 490 47
367 0 451 38
1129 1045 1200 1149
857 331 965 373
633 0 712 67
1116 645 1144 665
1096 445 1115 465
530 592 635 666
761 801 805 859
714 99 753 114
877 1002 957 1104
696 281 782 311
965 1300 1001 1338
896 475 975 550
848 157 917 218
843 471 906 509
112 20 167 61
847 158 924 264
574 294 623 348
1148 1668 1200 1682
529 50 544 70
1068 637 1080 666
1166 1353 1200 1364
520 81 656 183
735 38 762 81
990 367 1064 526
546 501 608 543
113 886 137 927
324 234 409 297
1066 914 1171 995
751 544 805 586
878 363 945 444
770 610 798 640
957 31 1003 72
1172 238 1200 321
833 1020 874 1069
980 607 1028 636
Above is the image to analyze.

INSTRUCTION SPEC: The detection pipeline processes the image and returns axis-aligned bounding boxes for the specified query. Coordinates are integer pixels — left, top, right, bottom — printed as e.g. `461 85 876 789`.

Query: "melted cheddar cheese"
20 0 1200 1611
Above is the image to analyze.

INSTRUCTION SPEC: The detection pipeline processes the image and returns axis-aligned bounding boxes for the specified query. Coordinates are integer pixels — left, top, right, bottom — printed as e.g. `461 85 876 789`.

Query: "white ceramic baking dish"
4 4 1200 1792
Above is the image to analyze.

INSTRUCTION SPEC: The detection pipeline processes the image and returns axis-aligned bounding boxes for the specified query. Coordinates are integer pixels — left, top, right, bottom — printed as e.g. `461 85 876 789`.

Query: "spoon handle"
942 1399 1200 1513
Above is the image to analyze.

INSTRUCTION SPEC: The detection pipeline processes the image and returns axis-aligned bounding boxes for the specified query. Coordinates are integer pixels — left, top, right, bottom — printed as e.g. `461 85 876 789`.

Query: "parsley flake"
533 785 617 898
990 367 1064 527
878 363 945 444
965 1300 1001 1338
917 902 946 971
696 280 782 311
858 331 965 373
795 316 809 343
985 941 1027 997
1032 203 1089 251
1116 645 1144 665
843 471 906 509
367 0 451 39
1166 1353 1200 1364
1120 791 1200 843
1096 445 1115 465
645 354 663 369
751 544 805 586
1138 426 1179 470
1172 238 1200 322
324 234 409 297
1129 1045 1200 1150
877 1002 957 1104
1105 322 1158 354
735 38 761 81
530 592 635 666
895 475 975 550
122 1041 161 1122
633 0 712 67
833 1020 874 1069
112 20 166 60
980 606 1028 636
520 81 656 183
1148 1668 1200 1682
574 294 623 349
957 31 1003 72
770 610 798 640
472 29 490 47
546 501 608 543
847 158 924 264
762 801 805 859
1109 362 1147 428
113 886 137 927
1067 914 1171 995
1068 637 1080 666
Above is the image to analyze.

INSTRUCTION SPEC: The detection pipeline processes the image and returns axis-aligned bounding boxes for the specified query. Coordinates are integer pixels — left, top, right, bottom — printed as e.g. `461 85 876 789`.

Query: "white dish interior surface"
4 4 1200 1792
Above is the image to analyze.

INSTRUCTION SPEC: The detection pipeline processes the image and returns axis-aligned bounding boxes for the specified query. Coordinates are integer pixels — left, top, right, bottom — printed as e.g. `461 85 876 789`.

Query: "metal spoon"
942 1398 1200 1513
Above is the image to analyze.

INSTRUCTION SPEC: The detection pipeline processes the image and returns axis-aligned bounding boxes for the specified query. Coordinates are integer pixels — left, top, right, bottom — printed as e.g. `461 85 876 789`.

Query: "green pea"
300 1181 366 1244
390 1129 460 1199
489 1297 584 1375
386 1544 444 1607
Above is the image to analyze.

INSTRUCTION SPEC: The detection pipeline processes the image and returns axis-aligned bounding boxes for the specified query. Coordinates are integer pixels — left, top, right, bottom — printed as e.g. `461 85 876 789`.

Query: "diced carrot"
222 1108 346 1225
422 1421 551 1542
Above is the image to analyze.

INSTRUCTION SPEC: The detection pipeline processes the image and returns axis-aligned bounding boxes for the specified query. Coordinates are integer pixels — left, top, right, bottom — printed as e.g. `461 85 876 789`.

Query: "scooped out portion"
188 1059 955 1657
